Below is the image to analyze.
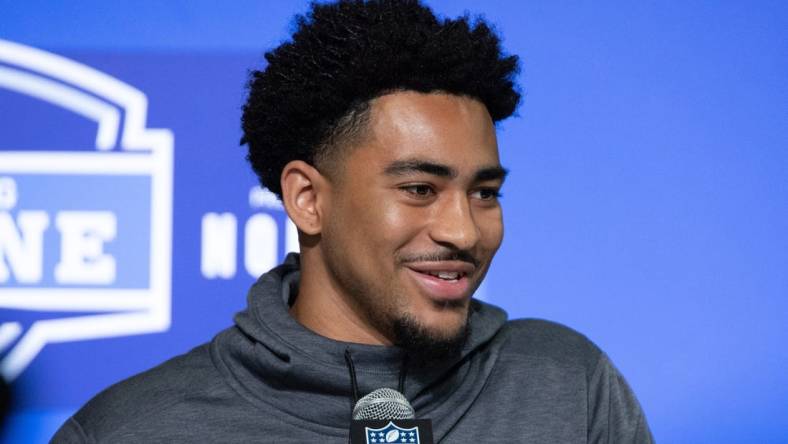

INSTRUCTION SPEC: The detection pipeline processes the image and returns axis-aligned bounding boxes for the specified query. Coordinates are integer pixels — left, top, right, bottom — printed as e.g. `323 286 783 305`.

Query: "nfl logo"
365 421 420 443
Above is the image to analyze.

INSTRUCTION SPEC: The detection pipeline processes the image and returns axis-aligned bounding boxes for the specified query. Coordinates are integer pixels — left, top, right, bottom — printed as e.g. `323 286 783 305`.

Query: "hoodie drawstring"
344 348 360 415
344 348 410 419
397 353 409 394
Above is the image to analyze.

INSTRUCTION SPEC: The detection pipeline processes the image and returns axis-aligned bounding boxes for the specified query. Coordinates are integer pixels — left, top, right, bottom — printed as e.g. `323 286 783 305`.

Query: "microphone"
352 388 415 420
349 388 433 443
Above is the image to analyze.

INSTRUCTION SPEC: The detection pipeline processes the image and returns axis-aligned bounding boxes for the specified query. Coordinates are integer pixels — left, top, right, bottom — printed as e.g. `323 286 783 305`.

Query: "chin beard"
391 313 470 368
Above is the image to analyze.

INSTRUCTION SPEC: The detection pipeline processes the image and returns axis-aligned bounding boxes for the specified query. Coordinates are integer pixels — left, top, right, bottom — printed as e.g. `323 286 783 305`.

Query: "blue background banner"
1 1 786 442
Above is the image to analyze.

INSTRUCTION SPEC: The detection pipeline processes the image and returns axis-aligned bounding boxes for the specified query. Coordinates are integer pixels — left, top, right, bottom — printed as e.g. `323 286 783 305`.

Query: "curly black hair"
241 0 520 198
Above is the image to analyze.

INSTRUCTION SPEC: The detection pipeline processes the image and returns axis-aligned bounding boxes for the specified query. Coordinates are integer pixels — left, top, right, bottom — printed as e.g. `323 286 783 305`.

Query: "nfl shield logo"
365 421 420 443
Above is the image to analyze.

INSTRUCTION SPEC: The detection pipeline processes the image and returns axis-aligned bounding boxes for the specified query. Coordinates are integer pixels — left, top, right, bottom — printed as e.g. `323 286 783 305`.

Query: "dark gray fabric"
52 255 653 443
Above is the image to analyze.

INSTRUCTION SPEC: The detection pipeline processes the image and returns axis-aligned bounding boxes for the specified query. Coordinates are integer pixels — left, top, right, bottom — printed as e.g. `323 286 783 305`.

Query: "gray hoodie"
52 255 653 443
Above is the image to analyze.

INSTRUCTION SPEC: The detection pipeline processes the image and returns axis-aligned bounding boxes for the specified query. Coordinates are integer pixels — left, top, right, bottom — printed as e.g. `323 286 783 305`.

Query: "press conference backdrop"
0 1 785 442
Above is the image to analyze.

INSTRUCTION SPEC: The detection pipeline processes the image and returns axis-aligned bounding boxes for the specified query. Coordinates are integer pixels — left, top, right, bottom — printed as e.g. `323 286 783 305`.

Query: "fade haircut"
241 0 521 198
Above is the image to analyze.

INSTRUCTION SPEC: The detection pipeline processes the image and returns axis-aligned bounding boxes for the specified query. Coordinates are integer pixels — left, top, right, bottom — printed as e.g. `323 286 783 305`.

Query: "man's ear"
280 160 328 236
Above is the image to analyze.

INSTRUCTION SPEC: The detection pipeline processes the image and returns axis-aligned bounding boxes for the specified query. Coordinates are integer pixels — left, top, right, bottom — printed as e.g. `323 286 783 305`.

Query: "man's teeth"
427 271 461 280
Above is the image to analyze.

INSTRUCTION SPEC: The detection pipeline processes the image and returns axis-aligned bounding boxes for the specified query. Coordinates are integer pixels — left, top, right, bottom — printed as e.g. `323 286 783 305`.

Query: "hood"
212 253 508 438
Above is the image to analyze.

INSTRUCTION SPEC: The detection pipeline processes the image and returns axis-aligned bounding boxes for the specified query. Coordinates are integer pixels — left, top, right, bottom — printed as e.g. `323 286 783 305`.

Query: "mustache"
398 250 480 268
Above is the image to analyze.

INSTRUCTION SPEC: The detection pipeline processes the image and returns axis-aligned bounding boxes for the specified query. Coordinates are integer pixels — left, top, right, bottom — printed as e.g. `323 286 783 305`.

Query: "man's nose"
429 194 480 251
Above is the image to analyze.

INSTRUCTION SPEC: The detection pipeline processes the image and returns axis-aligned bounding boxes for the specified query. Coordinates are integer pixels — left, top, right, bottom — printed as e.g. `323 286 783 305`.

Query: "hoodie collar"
214 253 507 435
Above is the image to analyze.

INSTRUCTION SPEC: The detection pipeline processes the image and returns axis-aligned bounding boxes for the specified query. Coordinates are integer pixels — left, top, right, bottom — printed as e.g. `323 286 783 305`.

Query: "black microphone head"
352 388 415 420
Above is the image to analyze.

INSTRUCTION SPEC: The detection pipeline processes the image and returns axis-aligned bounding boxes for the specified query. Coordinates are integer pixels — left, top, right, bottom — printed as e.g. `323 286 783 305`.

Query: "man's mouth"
404 261 476 302
423 270 466 281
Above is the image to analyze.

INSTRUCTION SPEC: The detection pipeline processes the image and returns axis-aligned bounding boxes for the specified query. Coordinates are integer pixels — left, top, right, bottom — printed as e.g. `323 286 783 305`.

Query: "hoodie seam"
420 322 509 438
67 417 94 444
433 349 498 443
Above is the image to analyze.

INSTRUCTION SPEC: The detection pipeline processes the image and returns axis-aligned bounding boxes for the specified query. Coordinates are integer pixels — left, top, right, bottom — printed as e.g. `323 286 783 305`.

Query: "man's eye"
473 188 502 201
401 184 435 198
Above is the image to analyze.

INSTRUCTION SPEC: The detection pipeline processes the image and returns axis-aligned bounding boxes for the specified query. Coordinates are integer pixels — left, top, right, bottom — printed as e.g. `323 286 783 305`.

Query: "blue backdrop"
1 1 786 442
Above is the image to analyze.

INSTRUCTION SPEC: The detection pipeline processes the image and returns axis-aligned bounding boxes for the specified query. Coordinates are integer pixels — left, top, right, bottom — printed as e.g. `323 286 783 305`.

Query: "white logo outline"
365 421 420 444
0 39 173 381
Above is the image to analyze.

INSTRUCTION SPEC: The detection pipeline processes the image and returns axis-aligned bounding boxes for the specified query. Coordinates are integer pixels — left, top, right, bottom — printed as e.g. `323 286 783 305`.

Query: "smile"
424 270 466 281
404 261 476 302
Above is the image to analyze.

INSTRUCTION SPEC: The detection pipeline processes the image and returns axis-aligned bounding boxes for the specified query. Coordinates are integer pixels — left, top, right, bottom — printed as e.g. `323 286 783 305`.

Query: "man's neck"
289 251 392 346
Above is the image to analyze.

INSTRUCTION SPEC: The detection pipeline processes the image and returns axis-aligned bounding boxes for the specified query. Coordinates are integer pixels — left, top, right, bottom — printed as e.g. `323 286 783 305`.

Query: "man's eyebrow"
383 160 456 178
383 160 508 183
475 166 508 183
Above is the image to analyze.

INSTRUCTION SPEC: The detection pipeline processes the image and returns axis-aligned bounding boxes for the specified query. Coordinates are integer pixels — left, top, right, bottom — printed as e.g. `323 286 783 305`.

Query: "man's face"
320 91 505 349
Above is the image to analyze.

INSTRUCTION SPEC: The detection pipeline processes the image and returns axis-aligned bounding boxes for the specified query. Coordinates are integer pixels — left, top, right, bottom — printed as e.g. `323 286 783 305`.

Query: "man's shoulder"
497 318 602 373
67 341 229 440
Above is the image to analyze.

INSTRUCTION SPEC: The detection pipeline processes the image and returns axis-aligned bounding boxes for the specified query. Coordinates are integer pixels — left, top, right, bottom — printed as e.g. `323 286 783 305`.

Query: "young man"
54 1 653 442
